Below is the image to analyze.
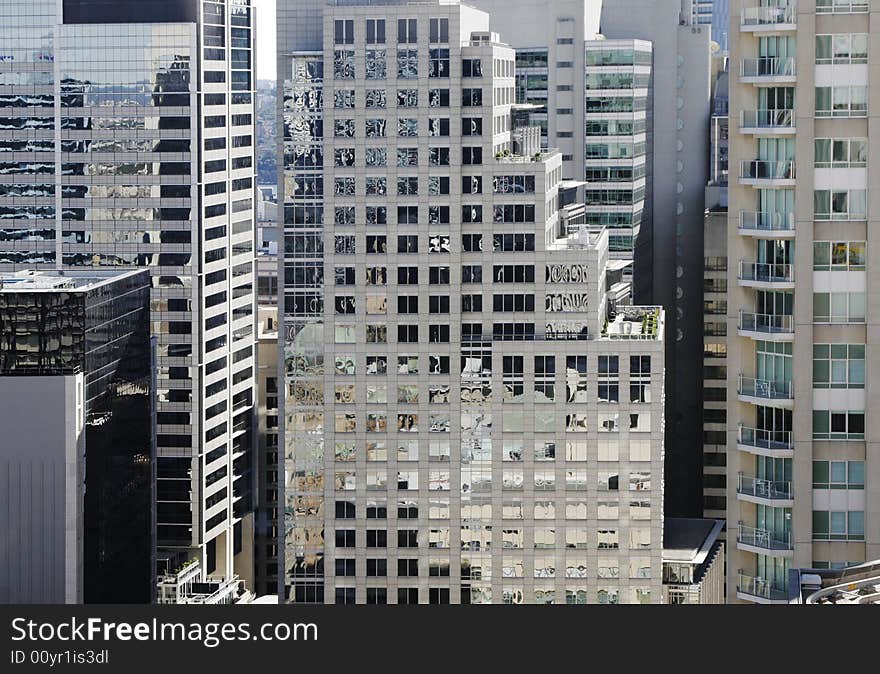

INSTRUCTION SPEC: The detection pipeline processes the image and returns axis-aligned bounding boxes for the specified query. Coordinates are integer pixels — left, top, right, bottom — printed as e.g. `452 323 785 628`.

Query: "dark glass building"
0 269 153 603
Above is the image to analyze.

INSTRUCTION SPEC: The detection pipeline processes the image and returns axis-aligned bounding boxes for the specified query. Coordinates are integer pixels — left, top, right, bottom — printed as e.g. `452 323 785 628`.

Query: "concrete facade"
279 0 667 604
728 0 880 603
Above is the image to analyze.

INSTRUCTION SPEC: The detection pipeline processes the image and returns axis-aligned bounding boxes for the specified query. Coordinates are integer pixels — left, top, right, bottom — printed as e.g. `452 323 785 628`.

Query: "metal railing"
738 473 792 500
740 109 795 130
741 57 797 78
741 4 797 28
738 571 790 601
738 311 794 335
740 159 796 181
738 375 793 400
738 425 793 451
738 261 794 284
739 211 795 233
738 523 793 551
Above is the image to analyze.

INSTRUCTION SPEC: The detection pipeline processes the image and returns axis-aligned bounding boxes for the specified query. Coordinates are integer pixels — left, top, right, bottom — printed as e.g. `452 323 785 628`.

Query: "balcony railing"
738 523 793 552
738 261 794 285
738 473 792 501
738 211 795 234
740 109 795 131
737 571 790 602
738 375 793 401
738 426 793 453
741 4 797 28
739 311 794 336
740 159 796 181
741 57 797 79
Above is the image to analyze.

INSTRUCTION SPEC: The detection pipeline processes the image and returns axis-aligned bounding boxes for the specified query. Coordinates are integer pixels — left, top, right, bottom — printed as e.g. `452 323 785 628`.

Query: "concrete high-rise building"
279 0 666 604
599 0 711 519
0 0 258 596
728 0 879 603
703 61 729 524
254 304 280 597
469 0 711 518
0 269 152 604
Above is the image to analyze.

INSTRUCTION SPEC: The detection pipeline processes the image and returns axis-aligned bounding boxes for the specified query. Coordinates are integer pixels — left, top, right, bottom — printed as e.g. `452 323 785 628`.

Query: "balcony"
737 523 794 557
738 211 795 238
738 261 794 289
739 159 796 187
737 473 794 506
737 376 794 408
737 571 791 604
739 109 795 134
737 426 794 458
740 4 797 32
738 311 794 341
740 57 797 84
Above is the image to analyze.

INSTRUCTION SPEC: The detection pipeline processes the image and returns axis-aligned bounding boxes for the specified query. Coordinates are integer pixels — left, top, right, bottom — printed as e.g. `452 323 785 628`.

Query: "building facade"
0 0 258 596
279 0 666 604
728 0 879 603
703 61 729 524
0 269 152 604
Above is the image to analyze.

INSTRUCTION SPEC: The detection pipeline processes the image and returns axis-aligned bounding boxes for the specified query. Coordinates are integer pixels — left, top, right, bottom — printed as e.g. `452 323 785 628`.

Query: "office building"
728 0 879 604
662 518 725 603
703 61 729 523
599 0 711 519
0 0 258 597
0 269 152 604
279 0 666 604
254 303 280 597
469 0 711 519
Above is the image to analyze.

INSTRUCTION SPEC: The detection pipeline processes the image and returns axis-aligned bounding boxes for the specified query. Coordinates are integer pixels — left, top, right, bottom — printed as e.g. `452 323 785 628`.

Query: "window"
429 18 449 43
397 48 418 78
814 189 867 220
813 510 865 540
366 18 386 44
334 49 355 79
429 49 450 78
463 59 482 77
816 0 869 12
365 89 386 108
813 344 865 389
813 241 866 271
812 460 865 489
462 265 482 284
812 410 865 440
397 235 418 254
814 138 867 168
462 88 483 106
429 117 450 137
366 559 387 577
428 89 450 108
334 19 354 44
815 86 868 117
366 530 388 547
813 292 866 323
815 34 868 64
462 118 483 136
462 147 483 165
397 18 417 43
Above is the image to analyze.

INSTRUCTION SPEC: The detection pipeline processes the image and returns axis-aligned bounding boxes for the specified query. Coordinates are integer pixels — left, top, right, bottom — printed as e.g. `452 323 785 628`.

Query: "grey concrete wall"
0 375 84 603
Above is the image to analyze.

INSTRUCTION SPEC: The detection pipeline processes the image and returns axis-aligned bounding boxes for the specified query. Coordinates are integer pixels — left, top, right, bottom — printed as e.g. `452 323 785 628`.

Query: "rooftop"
0 269 146 293
663 518 725 564
602 306 664 341
799 560 880 605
